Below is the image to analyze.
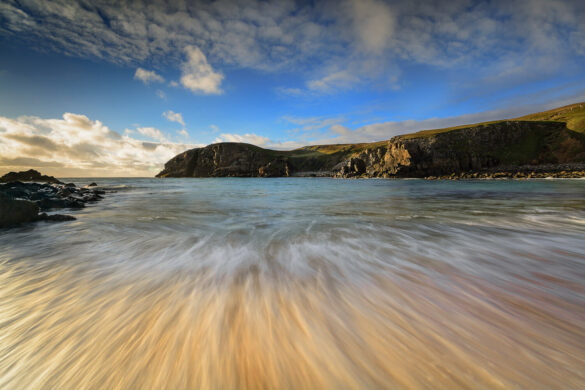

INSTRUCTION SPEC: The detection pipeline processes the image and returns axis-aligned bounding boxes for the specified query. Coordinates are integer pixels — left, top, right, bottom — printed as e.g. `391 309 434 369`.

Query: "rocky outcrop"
0 177 108 228
156 143 291 178
0 193 39 228
258 159 290 177
157 121 585 179
0 169 63 184
333 121 584 178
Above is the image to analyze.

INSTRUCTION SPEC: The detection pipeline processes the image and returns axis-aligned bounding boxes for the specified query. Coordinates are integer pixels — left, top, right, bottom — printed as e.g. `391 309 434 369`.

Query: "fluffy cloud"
180 46 223 95
134 68 164 84
2 0 583 93
0 113 199 177
163 110 185 126
350 0 395 53
136 127 168 142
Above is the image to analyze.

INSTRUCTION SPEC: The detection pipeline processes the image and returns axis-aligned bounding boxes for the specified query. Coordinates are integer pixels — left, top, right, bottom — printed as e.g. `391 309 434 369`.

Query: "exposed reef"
0 172 107 228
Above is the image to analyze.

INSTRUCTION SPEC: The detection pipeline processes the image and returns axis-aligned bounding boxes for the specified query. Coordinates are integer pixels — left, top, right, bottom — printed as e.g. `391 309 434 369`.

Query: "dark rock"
88 182 98 186
37 213 76 222
65 183 76 187
36 197 84 210
0 193 40 227
157 143 281 178
58 188 73 197
334 158 366 177
259 159 290 177
0 169 62 184
3 188 30 199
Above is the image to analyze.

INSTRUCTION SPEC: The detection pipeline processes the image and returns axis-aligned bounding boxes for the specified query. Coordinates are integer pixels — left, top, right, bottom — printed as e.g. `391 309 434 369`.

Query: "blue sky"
1 0 585 176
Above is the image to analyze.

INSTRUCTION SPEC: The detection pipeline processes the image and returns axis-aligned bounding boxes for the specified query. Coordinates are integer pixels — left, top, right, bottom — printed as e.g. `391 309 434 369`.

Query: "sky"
1 0 585 177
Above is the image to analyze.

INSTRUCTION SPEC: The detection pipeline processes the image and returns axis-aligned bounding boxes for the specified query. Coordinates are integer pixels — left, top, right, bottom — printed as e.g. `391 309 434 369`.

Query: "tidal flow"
1 178 585 389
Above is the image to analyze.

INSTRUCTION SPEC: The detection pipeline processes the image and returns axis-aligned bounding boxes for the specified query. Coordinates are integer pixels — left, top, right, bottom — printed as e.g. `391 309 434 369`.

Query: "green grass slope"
288 102 585 164
516 102 585 133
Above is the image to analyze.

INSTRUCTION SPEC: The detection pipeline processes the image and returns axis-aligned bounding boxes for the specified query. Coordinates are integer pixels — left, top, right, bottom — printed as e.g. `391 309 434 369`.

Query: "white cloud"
214 133 270 146
156 89 166 99
350 0 395 53
0 113 200 177
134 68 164 84
307 70 359 93
2 0 584 93
180 46 224 95
163 110 185 126
136 127 168 142
177 129 189 137
209 124 220 133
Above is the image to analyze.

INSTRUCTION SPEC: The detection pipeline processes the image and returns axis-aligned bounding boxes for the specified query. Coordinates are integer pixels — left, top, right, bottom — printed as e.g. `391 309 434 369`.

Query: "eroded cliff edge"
156 119 585 179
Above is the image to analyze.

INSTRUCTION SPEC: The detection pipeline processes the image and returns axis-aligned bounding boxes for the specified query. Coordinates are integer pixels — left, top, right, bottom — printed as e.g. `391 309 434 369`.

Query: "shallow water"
1 178 585 389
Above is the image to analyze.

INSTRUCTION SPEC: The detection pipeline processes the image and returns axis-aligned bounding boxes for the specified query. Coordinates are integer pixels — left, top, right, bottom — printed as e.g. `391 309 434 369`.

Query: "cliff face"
156 143 290 178
333 121 582 178
157 121 585 179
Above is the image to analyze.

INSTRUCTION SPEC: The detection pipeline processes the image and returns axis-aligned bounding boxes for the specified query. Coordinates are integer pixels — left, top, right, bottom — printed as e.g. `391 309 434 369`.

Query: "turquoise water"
1 178 585 389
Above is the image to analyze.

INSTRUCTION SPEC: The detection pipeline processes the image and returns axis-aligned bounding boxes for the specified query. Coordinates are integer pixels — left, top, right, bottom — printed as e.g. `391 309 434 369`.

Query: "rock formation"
157 120 585 179
0 169 63 184
0 178 107 228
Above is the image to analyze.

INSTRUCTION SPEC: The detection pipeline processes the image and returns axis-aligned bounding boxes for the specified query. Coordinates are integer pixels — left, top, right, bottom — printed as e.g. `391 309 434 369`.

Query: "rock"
37 213 76 222
334 158 366 178
0 169 62 184
65 183 76 188
0 193 40 227
36 197 84 210
259 159 290 177
88 182 98 187
58 188 73 197
157 143 288 178
0 178 107 228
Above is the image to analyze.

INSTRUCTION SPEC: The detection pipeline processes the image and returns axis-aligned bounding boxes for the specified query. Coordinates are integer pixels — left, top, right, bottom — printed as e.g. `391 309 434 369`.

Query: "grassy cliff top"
515 102 585 133
294 102 585 153
201 102 585 159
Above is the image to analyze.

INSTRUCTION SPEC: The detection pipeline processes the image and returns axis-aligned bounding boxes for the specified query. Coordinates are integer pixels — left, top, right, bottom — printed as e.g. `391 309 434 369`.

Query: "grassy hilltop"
157 102 585 178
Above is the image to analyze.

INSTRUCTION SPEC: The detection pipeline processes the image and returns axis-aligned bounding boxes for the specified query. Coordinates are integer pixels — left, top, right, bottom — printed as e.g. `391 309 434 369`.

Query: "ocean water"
1 178 585 389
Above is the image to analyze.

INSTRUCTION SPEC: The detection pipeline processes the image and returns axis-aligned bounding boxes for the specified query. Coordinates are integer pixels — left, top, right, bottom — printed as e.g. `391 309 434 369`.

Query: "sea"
1 178 585 389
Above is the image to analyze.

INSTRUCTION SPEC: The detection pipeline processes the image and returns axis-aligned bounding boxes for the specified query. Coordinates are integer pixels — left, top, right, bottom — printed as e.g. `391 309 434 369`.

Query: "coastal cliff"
157 103 585 179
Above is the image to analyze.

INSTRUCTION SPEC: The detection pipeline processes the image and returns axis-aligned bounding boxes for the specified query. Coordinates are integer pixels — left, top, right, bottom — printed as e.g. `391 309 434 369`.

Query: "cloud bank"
0 113 199 177
1 0 583 92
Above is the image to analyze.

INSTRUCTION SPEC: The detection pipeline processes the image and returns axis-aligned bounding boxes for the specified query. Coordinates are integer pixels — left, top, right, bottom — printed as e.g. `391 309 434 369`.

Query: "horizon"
1 0 585 177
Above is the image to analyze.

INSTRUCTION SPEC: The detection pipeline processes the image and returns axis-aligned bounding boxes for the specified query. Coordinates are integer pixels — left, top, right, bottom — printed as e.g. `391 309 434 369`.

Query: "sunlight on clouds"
134 68 164 84
180 46 224 95
0 113 200 177
137 127 168 143
215 133 270 146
